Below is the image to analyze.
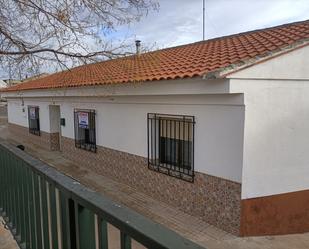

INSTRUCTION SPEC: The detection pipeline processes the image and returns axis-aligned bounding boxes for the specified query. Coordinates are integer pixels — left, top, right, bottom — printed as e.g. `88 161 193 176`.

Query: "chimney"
135 40 141 55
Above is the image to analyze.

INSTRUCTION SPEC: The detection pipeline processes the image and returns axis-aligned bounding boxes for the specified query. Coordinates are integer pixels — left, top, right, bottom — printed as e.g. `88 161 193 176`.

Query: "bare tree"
0 0 158 78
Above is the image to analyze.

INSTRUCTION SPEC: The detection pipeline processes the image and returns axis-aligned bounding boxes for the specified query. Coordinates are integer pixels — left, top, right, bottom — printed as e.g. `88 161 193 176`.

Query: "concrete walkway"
0 217 19 249
1 108 309 248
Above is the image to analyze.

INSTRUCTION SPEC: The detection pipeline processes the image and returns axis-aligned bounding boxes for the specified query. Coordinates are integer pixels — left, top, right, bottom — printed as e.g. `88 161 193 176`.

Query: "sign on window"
78 112 89 129
29 107 36 119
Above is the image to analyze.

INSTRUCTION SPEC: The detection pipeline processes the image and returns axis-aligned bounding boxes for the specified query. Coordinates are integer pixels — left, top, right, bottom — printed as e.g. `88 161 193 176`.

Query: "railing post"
74 201 80 249
121 232 132 249
98 218 108 249
3 149 8 216
0 147 4 213
76 205 96 249
60 193 71 249
10 154 17 233
49 183 59 249
18 159 26 245
34 173 43 248
14 157 22 241
40 179 50 249
55 188 63 249
6 150 13 224
22 163 31 248
0 141 205 249
28 168 37 249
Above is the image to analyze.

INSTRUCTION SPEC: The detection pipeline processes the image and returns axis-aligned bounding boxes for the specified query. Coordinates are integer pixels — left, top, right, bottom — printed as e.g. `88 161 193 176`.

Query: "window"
147 113 195 182
74 109 96 152
28 106 40 136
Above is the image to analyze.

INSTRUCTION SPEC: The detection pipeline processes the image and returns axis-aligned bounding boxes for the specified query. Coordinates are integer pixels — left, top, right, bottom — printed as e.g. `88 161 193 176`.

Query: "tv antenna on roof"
203 0 206 40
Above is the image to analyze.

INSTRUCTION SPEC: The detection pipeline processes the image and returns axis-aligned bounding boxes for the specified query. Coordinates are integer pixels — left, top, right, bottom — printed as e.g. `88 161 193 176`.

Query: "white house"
1 20 309 236
0 80 7 88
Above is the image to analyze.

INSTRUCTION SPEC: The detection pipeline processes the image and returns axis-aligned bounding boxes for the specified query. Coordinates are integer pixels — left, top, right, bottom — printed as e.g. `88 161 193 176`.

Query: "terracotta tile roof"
3 19 309 92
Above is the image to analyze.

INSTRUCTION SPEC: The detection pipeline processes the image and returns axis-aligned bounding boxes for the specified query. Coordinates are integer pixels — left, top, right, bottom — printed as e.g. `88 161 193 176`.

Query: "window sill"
75 143 97 153
148 162 194 183
29 131 41 136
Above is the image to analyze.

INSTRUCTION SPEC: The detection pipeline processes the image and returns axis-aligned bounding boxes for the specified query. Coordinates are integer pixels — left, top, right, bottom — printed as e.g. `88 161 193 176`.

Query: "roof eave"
202 38 309 80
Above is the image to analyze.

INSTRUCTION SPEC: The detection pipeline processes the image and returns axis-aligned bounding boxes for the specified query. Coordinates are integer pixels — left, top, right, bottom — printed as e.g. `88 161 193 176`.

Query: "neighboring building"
1 79 22 100
1 20 309 236
1 79 21 87
0 80 6 101
21 73 49 82
0 79 20 90
1 73 49 87
0 74 48 99
0 80 7 88
0 80 11 100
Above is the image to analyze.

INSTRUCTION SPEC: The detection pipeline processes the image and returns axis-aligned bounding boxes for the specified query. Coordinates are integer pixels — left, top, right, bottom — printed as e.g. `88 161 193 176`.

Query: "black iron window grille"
28 106 40 136
147 113 195 182
74 109 97 152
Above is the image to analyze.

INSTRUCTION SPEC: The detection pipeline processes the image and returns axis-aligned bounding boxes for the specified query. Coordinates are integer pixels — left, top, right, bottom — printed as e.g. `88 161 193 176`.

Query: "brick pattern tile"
50 132 60 151
61 136 241 235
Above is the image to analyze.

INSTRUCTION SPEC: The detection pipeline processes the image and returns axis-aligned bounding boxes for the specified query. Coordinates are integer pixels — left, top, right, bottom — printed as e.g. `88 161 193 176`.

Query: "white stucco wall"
229 44 309 199
7 99 51 132
0 80 7 88
230 44 309 80
6 93 245 183
232 80 309 199
5 44 309 199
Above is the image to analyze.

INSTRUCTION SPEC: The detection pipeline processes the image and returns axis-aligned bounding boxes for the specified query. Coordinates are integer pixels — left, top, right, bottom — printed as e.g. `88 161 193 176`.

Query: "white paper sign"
29 107 36 119
78 112 89 128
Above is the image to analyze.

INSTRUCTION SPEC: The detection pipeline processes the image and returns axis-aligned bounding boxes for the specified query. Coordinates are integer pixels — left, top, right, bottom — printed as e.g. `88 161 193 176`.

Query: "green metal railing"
0 140 205 249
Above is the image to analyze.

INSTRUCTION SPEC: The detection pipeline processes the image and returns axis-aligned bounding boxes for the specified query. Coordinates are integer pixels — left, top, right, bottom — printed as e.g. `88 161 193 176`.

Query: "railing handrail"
0 139 205 249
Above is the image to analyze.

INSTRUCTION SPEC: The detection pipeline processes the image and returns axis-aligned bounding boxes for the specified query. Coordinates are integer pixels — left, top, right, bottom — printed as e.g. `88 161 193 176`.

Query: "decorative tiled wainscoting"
9 123 309 236
7 123 242 235
61 136 242 235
